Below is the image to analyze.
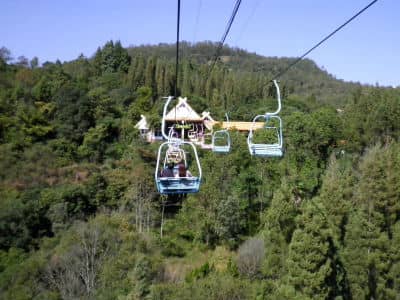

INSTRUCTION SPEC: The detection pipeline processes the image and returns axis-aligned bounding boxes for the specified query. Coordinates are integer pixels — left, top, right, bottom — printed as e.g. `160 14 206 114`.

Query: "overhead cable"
192 0 203 44
207 0 242 80
270 0 379 82
175 0 181 97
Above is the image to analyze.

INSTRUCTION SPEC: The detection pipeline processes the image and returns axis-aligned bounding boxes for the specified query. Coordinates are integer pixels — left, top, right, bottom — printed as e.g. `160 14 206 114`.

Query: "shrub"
236 237 265 278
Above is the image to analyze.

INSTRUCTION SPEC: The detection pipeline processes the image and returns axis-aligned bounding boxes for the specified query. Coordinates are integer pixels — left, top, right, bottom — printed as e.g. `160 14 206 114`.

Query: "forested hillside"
128 41 365 107
0 41 400 299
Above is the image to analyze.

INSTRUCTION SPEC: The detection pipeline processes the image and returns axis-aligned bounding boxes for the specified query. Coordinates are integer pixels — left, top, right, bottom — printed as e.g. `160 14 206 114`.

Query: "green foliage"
261 181 299 282
40 184 96 234
0 188 53 250
342 209 390 299
215 195 245 244
185 262 214 283
1 41 400 299
124 255 153 299
318 155 356 243
285 202 337 300
160 238 185 257
93 40 131 75
78 117 120 162
150 274 252 300
18 102 55 142
0 244 48 300
356 143 400 234
343 88 400 152
54 82 95 143
128 86 154 122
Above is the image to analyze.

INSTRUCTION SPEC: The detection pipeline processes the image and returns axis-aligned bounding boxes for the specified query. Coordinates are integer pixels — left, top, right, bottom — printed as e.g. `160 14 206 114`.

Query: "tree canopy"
0 41 399 299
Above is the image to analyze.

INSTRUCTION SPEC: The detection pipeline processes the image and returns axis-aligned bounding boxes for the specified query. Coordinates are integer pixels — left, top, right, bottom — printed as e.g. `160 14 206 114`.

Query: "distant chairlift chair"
212 113 231 153
247 115 283 157
188 124 198 142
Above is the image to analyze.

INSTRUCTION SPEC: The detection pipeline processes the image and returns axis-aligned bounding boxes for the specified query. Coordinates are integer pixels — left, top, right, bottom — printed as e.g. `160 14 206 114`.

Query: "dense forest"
0 41 400 299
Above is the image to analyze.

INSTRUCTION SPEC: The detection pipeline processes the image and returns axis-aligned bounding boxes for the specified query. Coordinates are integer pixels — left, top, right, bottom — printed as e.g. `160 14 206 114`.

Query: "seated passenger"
177 162 192 177
161 162 175 177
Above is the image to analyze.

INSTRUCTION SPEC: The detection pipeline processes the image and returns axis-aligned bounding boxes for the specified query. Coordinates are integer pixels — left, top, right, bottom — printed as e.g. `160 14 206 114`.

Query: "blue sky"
1 0 399 87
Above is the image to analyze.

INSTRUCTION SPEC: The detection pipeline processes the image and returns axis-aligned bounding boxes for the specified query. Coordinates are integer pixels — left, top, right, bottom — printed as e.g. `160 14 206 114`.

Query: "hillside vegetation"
0 41 400 299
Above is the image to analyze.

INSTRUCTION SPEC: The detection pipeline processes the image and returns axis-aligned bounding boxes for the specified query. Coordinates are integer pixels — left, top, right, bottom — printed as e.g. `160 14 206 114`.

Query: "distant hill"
127 41 365 106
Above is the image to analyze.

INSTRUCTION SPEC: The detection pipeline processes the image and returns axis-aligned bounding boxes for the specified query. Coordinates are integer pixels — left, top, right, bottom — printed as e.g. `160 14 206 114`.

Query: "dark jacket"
161 167 174 177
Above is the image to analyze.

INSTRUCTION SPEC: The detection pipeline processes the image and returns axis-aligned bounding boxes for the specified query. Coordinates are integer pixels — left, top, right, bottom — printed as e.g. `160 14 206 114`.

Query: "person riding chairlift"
161 162 175 177
177 161 192 178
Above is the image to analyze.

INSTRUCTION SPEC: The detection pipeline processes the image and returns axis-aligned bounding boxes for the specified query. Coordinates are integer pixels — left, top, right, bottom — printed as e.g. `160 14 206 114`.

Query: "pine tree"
155 59 166 97
113 40 131 73
132 55 146 89
350 143 400 299
180 60 192 96
144 56 156 93
388 222 400 298
357 144 400 238
285 202 337 300
342 209 390 299
261 181 298 282
319 155 355 243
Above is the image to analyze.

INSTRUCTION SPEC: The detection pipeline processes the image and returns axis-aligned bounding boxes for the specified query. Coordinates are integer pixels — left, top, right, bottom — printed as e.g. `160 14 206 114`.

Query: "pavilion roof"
164 97 202 121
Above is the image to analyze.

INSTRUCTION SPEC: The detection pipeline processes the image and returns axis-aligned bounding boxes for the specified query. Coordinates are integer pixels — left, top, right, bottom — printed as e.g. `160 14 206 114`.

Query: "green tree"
357 144 400 238
343 209 390 299
127 256 153 299
261 181 298 282
318 155 355 243
388 222 400 298
93 40 131 75
285 202 339 300
128 86 153 122
78 118 120 162
54 83 94 143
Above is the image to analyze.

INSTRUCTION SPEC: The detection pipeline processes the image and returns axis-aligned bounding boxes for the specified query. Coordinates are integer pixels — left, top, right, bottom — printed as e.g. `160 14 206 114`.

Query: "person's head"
167 162 174 169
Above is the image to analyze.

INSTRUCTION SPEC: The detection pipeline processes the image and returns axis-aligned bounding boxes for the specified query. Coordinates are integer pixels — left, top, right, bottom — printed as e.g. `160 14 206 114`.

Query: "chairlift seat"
213 145 231 153
249 144 283 157
156 177 201 194
247 114 283 157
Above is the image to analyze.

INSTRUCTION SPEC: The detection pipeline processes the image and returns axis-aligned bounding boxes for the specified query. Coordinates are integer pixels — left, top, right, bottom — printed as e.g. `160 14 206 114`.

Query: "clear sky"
1 0 399 87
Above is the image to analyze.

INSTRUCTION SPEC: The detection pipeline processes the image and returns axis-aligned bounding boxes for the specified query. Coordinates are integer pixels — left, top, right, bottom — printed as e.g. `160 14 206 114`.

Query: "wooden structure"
135 97 265 147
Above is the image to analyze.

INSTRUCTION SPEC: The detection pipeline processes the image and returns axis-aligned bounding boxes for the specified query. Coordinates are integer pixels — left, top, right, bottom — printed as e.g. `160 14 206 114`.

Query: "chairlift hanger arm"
225 112 230 129
161 96 174 140
266 80 281 116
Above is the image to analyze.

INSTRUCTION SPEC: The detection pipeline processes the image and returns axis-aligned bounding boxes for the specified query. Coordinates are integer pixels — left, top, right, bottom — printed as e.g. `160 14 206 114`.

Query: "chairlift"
247 80 284 157
155 96 202 194
188 124 198 141
247 115 283 157
212 113 231 153
155 140 202 194
164 144 186 164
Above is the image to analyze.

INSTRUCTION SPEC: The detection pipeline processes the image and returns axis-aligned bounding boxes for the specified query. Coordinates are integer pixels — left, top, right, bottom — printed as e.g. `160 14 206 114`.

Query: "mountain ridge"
126 41 367 106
